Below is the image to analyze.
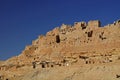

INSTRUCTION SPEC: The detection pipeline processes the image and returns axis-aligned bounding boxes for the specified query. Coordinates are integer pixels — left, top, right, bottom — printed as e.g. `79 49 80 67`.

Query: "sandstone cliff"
0 19 120 80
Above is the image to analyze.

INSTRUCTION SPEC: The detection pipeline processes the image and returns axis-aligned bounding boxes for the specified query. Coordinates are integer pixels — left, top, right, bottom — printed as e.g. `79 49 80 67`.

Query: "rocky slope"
0 19 120 80
12 61 120 80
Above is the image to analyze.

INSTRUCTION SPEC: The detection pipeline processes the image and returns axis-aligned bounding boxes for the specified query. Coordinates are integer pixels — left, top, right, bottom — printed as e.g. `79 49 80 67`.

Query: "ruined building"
0 19 120 79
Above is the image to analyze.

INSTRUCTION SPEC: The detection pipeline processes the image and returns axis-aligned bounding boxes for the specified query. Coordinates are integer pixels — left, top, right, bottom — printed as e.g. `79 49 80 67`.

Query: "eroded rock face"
0 20 120 80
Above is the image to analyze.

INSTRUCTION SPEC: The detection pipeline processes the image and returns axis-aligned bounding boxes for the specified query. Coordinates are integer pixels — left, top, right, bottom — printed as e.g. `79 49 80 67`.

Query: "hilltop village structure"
0 20 120 80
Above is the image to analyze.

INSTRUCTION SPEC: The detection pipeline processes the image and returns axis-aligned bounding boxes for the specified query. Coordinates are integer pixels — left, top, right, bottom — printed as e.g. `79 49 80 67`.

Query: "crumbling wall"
6 19 120 72
74 22 87 30
88 20 101 29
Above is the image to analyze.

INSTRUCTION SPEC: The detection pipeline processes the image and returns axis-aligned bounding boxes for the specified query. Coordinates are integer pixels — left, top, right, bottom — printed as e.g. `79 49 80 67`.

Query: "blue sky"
0 0 120 60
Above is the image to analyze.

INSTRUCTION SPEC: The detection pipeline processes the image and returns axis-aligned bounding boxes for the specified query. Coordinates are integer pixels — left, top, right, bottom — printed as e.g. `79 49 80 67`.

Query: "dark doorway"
42 64 45 68
88 31 93 37
56 35 60 43
51 65 54 67
32 62 36 69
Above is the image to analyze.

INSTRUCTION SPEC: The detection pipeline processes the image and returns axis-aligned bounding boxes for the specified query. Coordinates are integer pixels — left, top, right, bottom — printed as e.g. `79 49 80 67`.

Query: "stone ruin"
88 20 101 28
0 19 120 79
15 20 120 66
32 58 73 69
74 21 87 30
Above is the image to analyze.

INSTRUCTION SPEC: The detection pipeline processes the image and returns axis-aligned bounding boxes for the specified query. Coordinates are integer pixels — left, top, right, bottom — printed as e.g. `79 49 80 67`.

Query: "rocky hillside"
0 20 120 80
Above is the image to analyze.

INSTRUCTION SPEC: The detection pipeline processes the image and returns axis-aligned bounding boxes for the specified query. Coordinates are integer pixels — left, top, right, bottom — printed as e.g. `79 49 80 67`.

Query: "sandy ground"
8 60 120 80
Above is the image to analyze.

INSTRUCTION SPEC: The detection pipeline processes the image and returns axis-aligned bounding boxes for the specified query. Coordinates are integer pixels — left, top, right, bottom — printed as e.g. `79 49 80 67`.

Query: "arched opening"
41 64 45 68
51 65 54 67
56 35 60 43
86 61 88 64
88 31 93 37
